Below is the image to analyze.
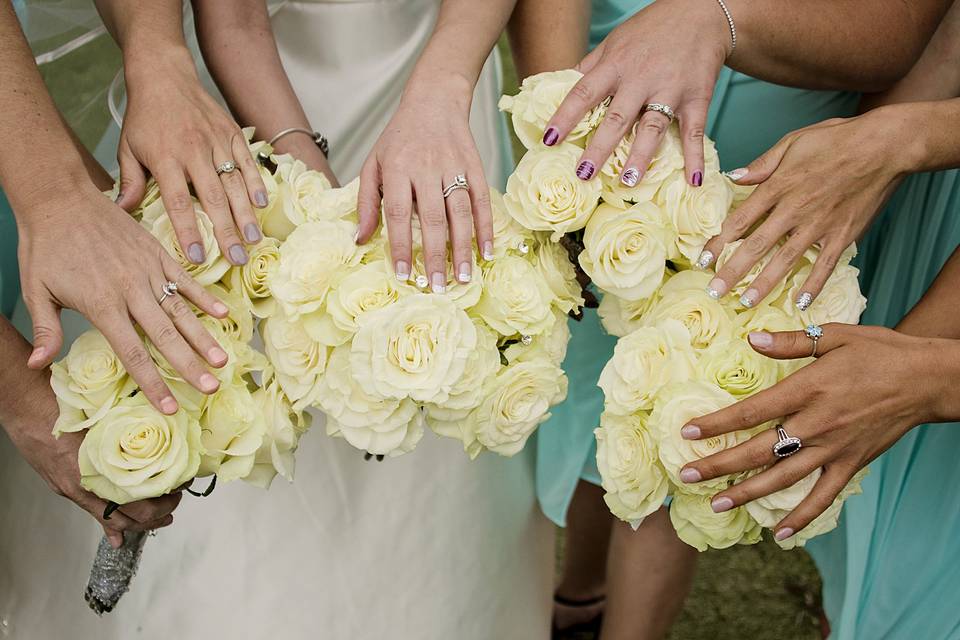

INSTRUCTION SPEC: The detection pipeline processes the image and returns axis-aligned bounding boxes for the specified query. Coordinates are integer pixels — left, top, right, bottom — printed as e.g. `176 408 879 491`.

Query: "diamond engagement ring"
772 425 802 458
216 160 237 176
805 323 823 357
442 174 469 199
643 103 676 123
158 281 179 305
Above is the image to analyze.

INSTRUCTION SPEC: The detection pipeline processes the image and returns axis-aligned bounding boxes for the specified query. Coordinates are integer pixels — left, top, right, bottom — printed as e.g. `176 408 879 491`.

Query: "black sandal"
551 593 606 639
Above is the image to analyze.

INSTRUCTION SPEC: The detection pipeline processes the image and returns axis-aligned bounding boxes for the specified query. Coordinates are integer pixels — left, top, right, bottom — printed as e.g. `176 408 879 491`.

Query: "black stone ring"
772 425 802 458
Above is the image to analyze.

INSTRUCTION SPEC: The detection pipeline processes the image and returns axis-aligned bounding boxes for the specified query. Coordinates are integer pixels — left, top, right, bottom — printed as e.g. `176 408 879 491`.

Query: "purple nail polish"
621 167 640 187
254 190 269 208
576 160 596 180
229 244 248 265
187 242 206 264
692 171 703 187
243 223 262 243
543 127 559 146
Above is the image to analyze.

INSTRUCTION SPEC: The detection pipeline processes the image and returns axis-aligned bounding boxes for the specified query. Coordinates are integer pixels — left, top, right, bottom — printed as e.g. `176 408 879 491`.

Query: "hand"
699 107 912 307
356 80 494 291
543 0 731 187
17 179 230 414
117 47 268 266
676 324 960 541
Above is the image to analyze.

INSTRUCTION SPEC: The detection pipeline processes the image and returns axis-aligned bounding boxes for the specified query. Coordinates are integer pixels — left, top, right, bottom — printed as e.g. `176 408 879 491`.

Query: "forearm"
507 0 590 79
0 318 57 433
897 247 960 340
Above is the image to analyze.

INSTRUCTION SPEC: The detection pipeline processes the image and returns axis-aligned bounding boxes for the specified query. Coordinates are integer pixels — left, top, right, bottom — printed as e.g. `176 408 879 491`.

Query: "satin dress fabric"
0 2 553 638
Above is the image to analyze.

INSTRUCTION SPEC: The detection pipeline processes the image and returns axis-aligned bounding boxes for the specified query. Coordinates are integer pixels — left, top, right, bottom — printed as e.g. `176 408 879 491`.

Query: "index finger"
101 312 178 415
543 69 615 147
682 375 807 440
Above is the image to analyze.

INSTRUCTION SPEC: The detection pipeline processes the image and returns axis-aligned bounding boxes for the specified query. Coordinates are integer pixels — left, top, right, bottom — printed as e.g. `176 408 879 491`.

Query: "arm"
191 0 334 180
507 0 590 79
897 247 960 339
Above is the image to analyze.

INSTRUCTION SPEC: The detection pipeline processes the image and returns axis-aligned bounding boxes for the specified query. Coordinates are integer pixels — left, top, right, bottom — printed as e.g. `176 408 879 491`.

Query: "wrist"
124 42 198 91
869 103 935 175
8 163 93 223
401 65 475 114
932 339 960 422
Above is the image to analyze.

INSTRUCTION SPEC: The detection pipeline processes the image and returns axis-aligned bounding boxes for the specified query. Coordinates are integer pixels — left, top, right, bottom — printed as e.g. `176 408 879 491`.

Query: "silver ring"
216 161 237 176
804 323 823 358
772 425 802 458
442 174 469 199
158 281 178 305
643 103 676 123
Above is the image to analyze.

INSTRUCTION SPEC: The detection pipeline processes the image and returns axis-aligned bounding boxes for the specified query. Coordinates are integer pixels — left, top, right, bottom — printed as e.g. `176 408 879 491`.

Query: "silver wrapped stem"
85 531 150 615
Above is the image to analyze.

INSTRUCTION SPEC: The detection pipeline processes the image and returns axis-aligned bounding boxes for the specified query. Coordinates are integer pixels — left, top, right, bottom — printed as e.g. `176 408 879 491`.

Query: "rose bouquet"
500 70 868 550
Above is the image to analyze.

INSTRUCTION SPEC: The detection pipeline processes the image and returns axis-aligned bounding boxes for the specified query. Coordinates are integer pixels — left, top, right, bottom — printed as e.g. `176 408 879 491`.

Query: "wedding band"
442 174 470 199
772 425 802 458
805 323 823 357
643 103 676 123
158 281 178 305
215 161 237 176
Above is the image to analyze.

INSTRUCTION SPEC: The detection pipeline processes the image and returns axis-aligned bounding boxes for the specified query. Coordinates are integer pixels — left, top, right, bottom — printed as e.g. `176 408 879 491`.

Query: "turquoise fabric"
0 191 19 320
535 0 860 526
807 170 960 639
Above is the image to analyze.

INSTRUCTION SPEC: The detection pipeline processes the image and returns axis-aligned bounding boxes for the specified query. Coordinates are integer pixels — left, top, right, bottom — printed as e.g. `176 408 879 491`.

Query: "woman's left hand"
677 324 960 541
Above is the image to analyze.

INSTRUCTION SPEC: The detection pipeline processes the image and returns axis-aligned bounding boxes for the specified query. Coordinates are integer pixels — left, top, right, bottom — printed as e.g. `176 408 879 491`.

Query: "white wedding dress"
0 2 553 638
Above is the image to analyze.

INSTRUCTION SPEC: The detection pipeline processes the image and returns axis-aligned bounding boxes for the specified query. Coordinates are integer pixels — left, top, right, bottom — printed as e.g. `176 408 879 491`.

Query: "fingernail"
739 288 759 308
679 468 702 483
483 241 495 261
27 347 47 367
681 424 701 440
706 278 725 299
543 127 559 146
431 272 446 294
208 346 228 365
724 168 748 182
113 191 124 204
695 250 714 270
187 243 206 264
109 535 123 549
396 261 410 282
576 160 596 180
254 190 269 208
213 302 230 317
621 167 640 187
775 527 795 541
748 331 773 349
711 496 734 513
243 223 262 243
692 171 703 187
353 230 360 244
229 244 248 265
160 396 179 414
199 373 219 393
458 263 472 283
796 292 813 311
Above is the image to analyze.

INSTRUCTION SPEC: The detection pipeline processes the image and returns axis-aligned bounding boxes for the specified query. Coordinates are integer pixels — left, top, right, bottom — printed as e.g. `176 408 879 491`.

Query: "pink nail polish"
711 496 734 513
692 171 703 187
209 346 229 365
775 527 795 541
199 373 219 393
213 302 230 317
160 396 179 414
681 425 701 440
679 468 702 483
748 332 773 348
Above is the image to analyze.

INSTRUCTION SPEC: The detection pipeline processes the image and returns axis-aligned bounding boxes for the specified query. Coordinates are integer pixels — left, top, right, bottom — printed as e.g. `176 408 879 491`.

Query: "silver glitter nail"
517 240 530 255
696 250 714 270
706 286 721 300
415 275 430 289
739 293 755 308
796 292 813 311
520 335 533 346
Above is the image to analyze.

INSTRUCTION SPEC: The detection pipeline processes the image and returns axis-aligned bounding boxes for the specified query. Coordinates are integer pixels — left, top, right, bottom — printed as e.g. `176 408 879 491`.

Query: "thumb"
114 138 147 212
26 293 63 368
747 324 846 360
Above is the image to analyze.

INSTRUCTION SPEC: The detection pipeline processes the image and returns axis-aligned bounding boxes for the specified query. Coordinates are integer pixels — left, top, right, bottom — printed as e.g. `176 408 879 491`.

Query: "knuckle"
154 323 181 347
384 203 409 223
122 343 151 371
425 248 446 265
449 199 472 221
203 188 229 211
471 189 491 211
166 296 191 320
167 193 194 215
737 404 762 429
603 109 629 128
744 232 769 254
685 125 705 142
419 207 446 228
640 118 668 136
569 82 594 102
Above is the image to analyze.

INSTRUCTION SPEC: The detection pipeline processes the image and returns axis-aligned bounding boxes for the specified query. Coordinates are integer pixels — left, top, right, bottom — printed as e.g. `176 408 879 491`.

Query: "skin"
96 0 269 266
0 1 229 415
0 317 182 549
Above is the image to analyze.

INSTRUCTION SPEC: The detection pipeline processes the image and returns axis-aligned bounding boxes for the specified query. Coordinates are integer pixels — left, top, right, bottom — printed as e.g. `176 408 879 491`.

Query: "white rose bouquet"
501 70 869 550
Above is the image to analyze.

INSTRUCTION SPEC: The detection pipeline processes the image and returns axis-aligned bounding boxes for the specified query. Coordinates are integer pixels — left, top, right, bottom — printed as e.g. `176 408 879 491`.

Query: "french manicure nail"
739 288 759 308
695 250 714 270
706 277 725 300
199 373 219 393
243 223 262 243
160 396 179 414
796 292 813 311
775 527 795 541
431 272 446 294
483 241 495 261
187 242 206 264
576 160 596 180
748 331 773 349
724 167 748 182
229 244 248 265
692 171 703 187
254 190 269 208
213 302 229 317
711 496 734 513
458 263 472 283
543 127 560 146
209 346 229 365
679 468 702 483
621 167 640 187
681 424 701 440
396 261 410 282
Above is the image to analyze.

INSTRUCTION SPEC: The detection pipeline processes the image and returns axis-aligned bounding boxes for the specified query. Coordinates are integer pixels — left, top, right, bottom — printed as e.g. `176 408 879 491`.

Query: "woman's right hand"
17 178 229 414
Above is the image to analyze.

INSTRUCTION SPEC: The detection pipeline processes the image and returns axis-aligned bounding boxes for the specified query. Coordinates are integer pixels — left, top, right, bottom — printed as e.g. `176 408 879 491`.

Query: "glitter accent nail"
724 168 748 181
695 250 714 270
739 289 758 308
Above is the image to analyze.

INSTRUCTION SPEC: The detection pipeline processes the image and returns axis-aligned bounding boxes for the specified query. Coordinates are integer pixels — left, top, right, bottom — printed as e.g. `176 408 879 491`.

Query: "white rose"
599 124 684 209
198 376 266 482
226 236 281 318
782 263 866 326
714 239 786 301
472 254 556 337
145 204 231 286
734 304 808 378
698 339 779 399
402 245 483 310
669 492 762 551
655 170 733 263
245 373 312 488
261 313 329 410
503 310 571 367
744 468 820 529
534 239 584 314
275 159 334 228
643 271 738 350
488 188 537 260
326 261 416 340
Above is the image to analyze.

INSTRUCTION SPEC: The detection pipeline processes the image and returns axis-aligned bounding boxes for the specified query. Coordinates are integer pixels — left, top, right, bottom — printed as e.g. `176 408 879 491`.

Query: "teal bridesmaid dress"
0 192 19 320
536 0 860 526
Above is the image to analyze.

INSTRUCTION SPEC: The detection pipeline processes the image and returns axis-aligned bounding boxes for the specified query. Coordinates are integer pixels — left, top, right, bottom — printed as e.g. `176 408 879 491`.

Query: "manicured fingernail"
739 288 759 308
695 250 714 270
254 190 269 208
160 396 179 414
229 244 248 265
796 292 813 311
243 223 262 243
681 424 701 440
483 241 495 261
621 167 640 187
113 191 124 204
395 261 410 281
543 127 559 146
576 160 596 180
27 347 47 367
187 243 206 264
431 273 446 294
209 346 228 365
213 302 229 317
748 331 773 349
724 168 748 182
458 263 472 283
706 278 725 299
775 527 795 541
679 468 702 483
692 171 703 187
711 496 734 513
199 373 219 393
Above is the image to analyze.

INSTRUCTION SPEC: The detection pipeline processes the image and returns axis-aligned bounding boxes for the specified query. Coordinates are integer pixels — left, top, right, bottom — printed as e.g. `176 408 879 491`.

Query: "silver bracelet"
267 127 329 157
714 0 737 54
